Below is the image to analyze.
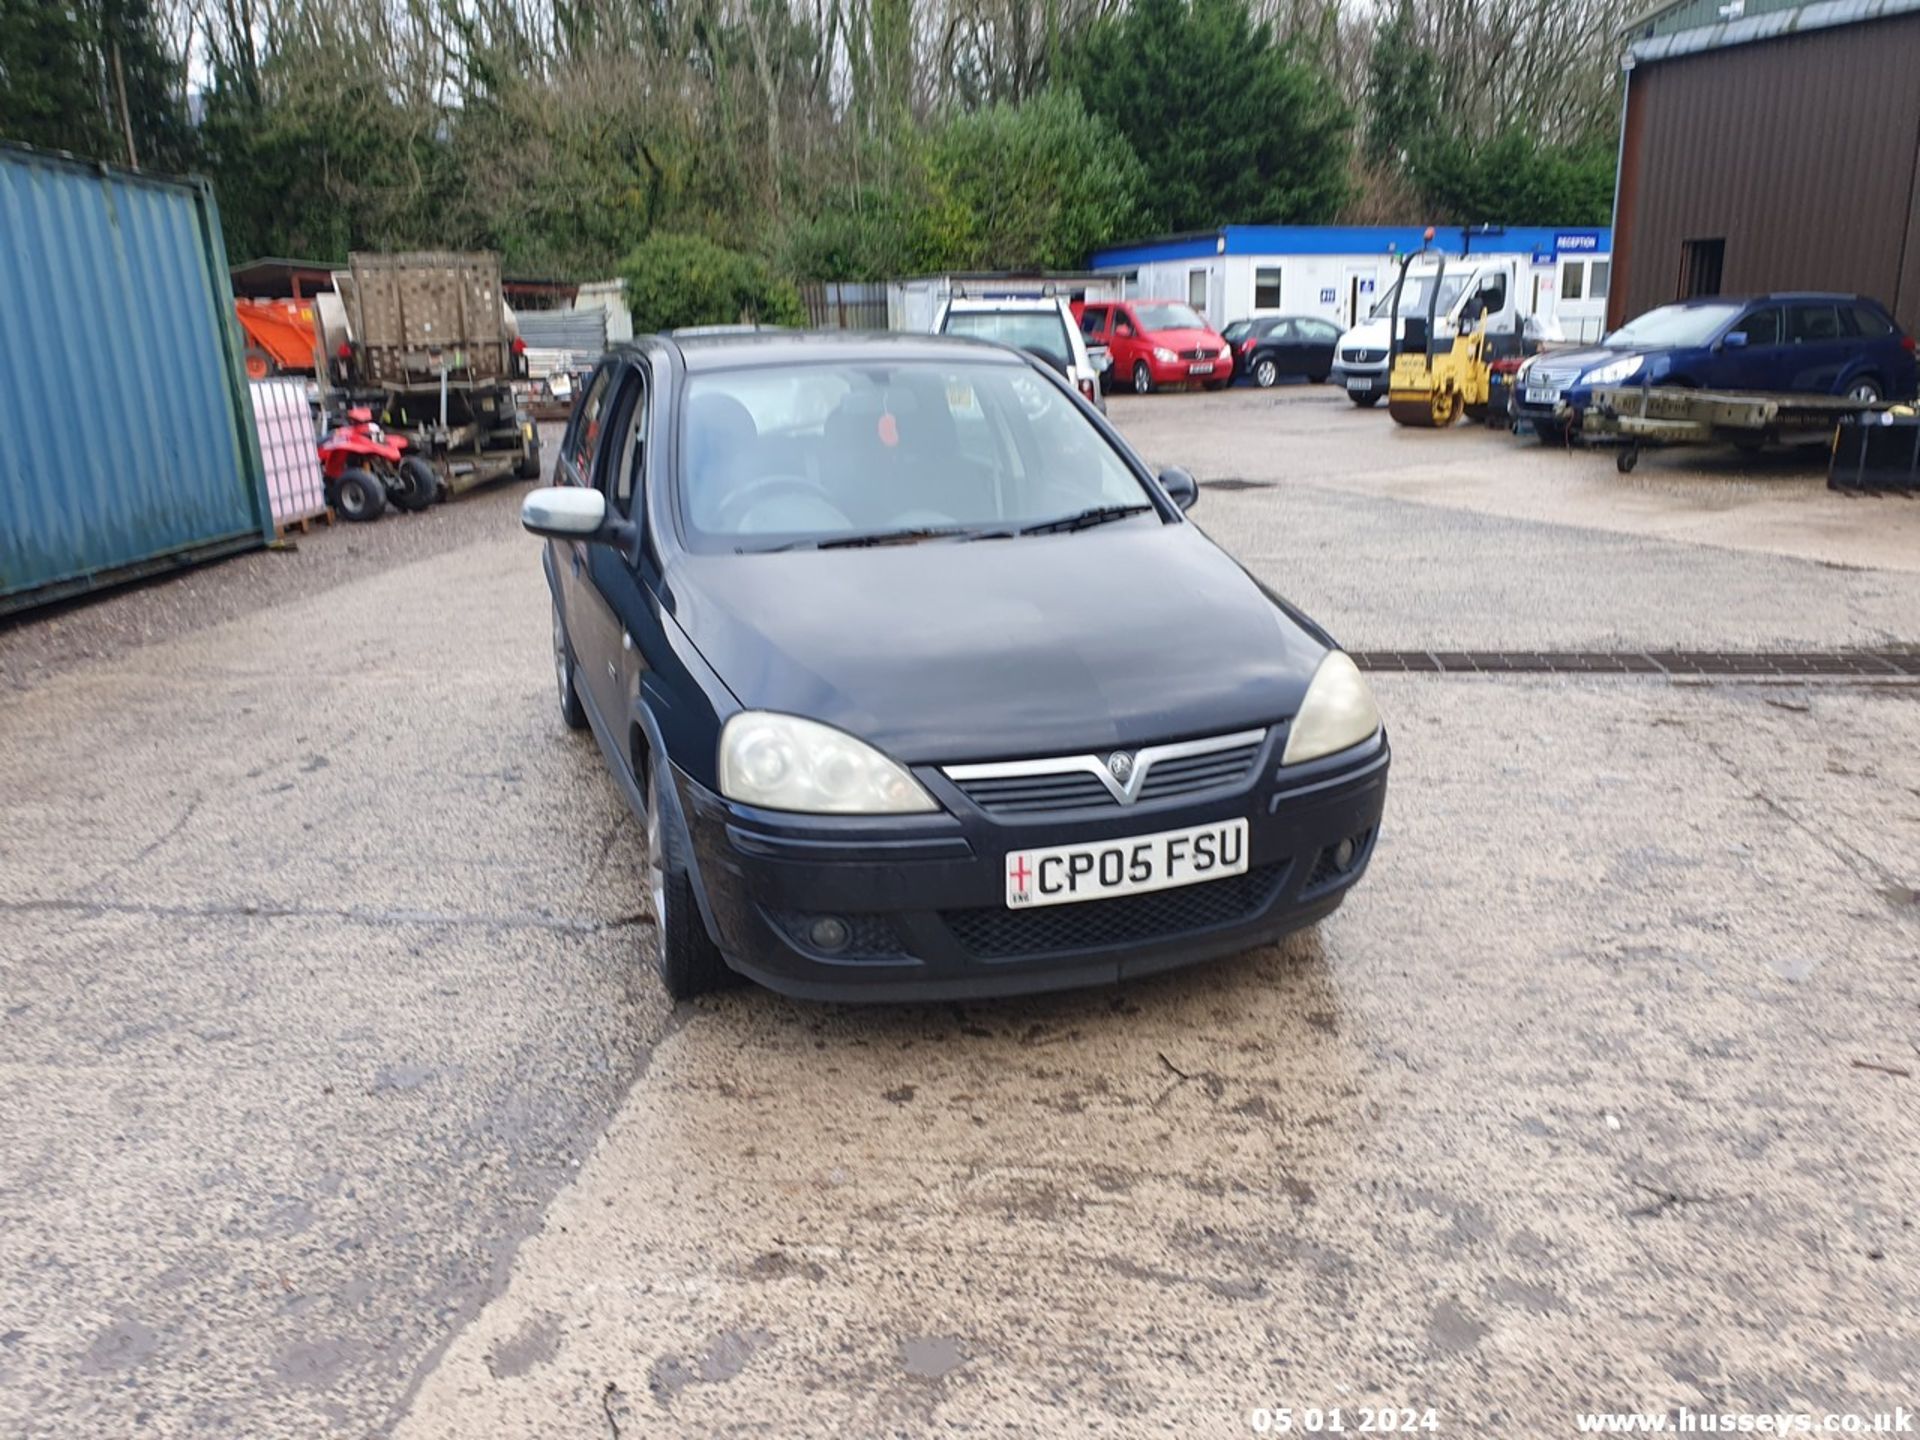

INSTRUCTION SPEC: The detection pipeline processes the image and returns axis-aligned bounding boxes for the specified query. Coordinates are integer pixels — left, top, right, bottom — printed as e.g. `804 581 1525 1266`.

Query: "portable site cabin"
1089 225 1616 343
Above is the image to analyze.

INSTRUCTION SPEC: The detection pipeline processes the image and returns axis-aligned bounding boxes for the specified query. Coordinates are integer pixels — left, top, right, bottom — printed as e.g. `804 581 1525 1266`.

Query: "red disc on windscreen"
877 413 899 447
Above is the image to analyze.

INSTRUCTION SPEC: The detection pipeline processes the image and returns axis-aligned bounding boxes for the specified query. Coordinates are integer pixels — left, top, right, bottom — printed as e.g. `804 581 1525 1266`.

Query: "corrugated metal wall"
0 144 271 614
1610 13 1920 333
516 307 608 353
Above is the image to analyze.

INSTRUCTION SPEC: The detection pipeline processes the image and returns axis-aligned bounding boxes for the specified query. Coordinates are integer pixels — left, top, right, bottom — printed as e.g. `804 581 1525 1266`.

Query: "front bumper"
1332 363 1387 401
1510 388 1587 434
1147 355 1228 386
677 730 1389 1000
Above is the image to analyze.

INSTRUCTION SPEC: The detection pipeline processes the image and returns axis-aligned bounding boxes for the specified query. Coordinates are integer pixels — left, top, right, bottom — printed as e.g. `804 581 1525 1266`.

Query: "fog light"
809 917 851 953
1333 837 1356 870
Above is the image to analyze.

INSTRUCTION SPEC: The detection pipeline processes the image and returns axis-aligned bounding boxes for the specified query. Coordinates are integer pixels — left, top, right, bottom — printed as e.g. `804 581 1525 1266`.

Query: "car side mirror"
1159 467 1199 512
1722 331 1748 349
521 486 635 548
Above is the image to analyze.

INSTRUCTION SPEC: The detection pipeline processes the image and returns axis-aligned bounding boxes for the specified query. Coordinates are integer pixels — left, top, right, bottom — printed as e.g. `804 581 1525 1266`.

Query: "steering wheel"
715 474 841 531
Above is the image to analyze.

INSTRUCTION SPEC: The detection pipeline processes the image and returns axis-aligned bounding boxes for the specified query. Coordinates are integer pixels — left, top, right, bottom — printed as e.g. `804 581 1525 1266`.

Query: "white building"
887 272 1125 334
1088 224 1614 342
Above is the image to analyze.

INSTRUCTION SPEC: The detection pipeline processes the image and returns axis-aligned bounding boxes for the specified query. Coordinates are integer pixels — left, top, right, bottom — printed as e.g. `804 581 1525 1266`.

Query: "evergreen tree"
1069 0 1352 232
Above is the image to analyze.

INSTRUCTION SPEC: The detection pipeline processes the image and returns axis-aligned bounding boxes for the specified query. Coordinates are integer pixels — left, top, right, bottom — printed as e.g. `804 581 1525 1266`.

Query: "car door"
1262 319 1300 374
576 363 651 731
1298 318 1340 378
1784 301 1851 393
1710 305 1784 391
1109 305 1141 372
555 362 618 656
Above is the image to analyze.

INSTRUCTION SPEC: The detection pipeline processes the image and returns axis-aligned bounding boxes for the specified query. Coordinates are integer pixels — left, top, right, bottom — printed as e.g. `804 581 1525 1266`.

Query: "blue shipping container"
0 143 272 615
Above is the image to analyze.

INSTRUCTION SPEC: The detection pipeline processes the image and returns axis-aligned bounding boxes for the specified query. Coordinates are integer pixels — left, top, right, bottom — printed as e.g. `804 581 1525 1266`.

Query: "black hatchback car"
522 331 1388 1001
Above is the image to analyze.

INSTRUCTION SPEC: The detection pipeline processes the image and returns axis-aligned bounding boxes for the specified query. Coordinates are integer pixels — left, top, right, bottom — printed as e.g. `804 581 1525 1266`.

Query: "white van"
1330 256 1559 408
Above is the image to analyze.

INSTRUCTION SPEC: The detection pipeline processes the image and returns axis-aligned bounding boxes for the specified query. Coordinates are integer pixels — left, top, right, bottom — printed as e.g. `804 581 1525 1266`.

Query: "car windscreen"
679 359 1155 551
1222 320 1252 343
1133 303 1205 332
941 311 1072 371
1370 272 1470 322
1605 302 1742 348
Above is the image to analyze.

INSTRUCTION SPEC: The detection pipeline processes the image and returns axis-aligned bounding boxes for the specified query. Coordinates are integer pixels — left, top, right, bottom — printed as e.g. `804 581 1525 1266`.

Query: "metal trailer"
1580 384 1886 472
314 251 539 494
0 143 273 616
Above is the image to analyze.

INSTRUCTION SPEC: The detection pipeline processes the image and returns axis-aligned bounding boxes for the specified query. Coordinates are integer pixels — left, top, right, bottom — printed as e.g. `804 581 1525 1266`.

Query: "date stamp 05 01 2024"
1249 1408 1441 1434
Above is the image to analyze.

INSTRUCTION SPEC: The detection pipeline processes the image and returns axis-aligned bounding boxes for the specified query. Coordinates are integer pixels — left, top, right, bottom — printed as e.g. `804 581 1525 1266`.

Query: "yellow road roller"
1385 240 1495 429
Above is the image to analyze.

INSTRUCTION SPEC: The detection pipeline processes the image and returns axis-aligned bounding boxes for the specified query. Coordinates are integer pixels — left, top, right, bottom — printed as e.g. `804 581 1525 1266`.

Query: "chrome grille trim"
943 727 1268 810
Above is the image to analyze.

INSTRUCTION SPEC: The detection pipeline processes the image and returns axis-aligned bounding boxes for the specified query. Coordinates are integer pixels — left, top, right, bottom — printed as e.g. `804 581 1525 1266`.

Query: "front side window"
679 360 1154 550
568 366 615 479
1738 308 1782 347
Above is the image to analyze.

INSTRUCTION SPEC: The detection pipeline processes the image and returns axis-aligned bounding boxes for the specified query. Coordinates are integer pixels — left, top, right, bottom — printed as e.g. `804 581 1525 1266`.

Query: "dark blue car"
1512 292 1917 433
521 331 1389 1001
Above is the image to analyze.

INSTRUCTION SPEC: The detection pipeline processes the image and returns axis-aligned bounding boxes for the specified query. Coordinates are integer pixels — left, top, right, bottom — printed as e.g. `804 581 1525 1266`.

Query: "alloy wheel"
1254 359 1277 388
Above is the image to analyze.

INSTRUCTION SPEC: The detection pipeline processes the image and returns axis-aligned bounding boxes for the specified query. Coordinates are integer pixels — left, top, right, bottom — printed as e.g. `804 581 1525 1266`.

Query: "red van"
1072 299 1232 394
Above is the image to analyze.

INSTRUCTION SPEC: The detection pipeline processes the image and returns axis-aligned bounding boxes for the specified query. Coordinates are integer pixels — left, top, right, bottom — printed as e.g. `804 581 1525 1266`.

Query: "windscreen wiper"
751 526 980 553
1015 503 1154 536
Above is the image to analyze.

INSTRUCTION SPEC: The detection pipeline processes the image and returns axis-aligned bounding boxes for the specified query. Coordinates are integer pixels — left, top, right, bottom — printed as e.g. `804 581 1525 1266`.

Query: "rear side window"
1079 306 1108 337
1848 304 1893 338
1788 304 1843 343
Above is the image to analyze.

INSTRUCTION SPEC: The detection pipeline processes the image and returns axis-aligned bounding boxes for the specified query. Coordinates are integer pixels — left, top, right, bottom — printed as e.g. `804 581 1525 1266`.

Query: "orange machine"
234 298 320 378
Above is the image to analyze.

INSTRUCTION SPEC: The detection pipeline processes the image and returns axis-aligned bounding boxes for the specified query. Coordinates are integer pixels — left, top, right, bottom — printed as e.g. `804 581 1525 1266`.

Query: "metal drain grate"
1351 648 1920 677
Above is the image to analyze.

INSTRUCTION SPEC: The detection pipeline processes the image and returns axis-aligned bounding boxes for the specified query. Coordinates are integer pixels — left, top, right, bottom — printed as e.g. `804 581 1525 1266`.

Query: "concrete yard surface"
2 391 1917 1437
393 677 1920 1437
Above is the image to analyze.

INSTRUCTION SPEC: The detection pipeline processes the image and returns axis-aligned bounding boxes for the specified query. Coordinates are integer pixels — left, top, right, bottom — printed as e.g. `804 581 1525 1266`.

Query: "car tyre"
1308 371 1329 385
1132 362 1154 395
645 759 734 1000
1846 377 1882 404
1253 358 1279 388
393 456 439 512
1348 392 1381 409
334 467 386 522
552 602 588 732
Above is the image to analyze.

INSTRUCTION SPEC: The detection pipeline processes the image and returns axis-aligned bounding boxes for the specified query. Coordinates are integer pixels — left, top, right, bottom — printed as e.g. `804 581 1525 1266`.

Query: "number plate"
1005 819 1249 909
1345 377 1371 393
1525 385 1560 406
1188 362 1214 375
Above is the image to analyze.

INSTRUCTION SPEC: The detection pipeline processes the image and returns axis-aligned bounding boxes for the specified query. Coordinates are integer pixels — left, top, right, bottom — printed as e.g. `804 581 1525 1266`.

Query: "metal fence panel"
516 308 607 353
251 379 326 526
0 143 271 614
799 281 889 330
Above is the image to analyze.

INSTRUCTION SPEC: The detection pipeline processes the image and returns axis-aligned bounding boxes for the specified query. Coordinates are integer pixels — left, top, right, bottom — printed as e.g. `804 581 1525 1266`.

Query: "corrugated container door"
0 143 272 614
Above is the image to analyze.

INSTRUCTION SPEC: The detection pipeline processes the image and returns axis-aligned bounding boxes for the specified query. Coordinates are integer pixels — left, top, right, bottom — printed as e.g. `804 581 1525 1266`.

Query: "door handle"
570 550 582 576
606 661 617 681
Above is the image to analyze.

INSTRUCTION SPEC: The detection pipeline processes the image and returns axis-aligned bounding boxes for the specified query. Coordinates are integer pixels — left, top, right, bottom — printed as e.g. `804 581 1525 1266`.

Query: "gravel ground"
0 426 559 696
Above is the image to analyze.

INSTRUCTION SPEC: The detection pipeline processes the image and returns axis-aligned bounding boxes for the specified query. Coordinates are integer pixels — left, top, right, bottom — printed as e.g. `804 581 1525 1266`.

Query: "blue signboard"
1319 287 1336 303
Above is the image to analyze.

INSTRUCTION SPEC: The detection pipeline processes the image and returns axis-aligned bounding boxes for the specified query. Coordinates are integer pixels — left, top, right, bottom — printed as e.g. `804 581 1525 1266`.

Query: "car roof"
943 297 1066 311
653 329 1031 372
1673 291 1871 307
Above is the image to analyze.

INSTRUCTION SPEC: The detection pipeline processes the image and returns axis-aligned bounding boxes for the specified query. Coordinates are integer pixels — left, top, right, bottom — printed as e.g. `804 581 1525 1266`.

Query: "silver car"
935 297 1109 412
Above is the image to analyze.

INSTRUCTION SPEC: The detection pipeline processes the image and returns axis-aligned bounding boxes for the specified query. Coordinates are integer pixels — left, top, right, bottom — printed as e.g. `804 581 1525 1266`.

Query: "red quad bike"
318 407 440 522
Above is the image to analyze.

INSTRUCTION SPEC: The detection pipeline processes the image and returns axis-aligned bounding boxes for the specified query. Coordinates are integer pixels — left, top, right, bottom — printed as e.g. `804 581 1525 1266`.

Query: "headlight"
1282 652 1381 766
719 712 936 814
1152 346 1178 363
1580 355 1643 386
1218 345 1232 359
